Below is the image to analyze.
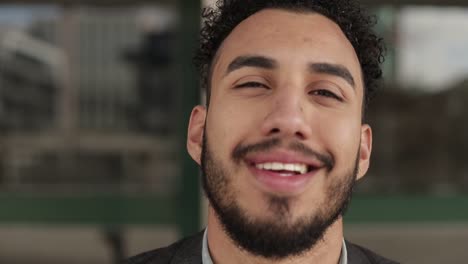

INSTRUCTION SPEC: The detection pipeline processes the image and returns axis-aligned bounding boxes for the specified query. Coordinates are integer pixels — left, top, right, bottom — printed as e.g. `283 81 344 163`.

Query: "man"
126 0 397 263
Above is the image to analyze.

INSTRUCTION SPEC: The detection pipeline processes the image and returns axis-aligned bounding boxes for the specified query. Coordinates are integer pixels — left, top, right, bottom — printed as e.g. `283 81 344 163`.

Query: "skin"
187 9 372 264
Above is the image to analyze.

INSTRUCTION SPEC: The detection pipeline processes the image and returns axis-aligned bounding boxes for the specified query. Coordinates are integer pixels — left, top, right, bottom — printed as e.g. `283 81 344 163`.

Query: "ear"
356 124 372 181
187 105 207 165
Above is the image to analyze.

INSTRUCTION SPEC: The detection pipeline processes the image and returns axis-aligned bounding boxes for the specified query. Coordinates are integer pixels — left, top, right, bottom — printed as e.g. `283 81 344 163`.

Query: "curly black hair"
194 0 385 115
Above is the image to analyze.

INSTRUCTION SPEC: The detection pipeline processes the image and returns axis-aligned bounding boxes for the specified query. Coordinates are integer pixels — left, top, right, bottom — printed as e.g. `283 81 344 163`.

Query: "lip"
245 150 324 195
246 150 324 168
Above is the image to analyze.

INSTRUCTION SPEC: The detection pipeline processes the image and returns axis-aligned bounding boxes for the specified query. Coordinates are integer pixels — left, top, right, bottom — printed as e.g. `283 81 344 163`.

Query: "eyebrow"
226 55 277 75
225 55 356 89
309 63 355 88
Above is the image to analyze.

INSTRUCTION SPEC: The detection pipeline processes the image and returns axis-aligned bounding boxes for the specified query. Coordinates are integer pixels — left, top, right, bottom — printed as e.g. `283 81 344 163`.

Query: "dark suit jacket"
124 231 399 264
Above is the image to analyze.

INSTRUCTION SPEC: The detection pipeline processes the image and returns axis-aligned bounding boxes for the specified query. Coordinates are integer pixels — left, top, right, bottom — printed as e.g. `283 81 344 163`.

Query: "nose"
260 91 312 140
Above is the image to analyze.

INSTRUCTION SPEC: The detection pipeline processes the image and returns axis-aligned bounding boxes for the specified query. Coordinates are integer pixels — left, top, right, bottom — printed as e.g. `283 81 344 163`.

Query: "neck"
206 207 344 264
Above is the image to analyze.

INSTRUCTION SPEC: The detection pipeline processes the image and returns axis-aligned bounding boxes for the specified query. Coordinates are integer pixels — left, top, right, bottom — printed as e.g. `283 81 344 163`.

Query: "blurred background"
0 0 466 263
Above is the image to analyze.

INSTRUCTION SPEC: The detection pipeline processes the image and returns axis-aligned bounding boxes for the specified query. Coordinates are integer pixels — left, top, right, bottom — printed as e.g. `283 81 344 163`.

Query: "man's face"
187 9 372 259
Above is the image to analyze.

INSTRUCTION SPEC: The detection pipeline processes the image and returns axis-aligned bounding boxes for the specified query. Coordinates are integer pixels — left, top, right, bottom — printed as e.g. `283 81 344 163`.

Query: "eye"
311 89 343 102
234 81 269 89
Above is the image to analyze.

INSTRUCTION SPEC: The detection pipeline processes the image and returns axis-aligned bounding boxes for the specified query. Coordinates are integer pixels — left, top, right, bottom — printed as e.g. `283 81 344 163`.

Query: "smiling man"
126 0 397 263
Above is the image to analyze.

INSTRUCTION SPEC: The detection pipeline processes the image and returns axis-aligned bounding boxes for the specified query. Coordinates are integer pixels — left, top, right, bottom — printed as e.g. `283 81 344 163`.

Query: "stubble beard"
201 133 358 260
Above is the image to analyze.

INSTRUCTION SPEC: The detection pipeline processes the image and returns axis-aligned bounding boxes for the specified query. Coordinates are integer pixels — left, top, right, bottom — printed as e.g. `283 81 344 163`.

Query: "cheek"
206 104 255 158
319 114 361 164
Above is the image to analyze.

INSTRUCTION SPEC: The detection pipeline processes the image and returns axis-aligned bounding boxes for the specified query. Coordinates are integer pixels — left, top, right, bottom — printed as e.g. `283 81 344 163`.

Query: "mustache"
232 137 334 171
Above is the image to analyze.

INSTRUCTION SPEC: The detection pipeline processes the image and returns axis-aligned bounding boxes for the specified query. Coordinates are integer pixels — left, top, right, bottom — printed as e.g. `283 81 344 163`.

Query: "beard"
201 134 358 260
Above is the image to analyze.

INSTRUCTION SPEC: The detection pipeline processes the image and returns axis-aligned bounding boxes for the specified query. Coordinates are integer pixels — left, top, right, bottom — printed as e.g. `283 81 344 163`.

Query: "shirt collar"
202 228 214 264
340 238 348 264
202 229 348 264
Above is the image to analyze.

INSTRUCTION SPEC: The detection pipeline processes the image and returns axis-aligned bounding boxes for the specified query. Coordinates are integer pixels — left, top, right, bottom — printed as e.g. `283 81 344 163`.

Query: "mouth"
245 158 324 195
253 162 316 176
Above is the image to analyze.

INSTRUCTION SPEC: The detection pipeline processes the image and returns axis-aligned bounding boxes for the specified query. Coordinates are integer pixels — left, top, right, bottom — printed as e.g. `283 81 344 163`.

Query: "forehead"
212 9 362 87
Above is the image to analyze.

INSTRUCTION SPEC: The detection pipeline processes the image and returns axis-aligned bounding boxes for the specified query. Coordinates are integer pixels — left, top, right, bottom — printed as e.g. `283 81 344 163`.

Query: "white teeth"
255 162 308 175
285 164 295 171
272 162 282 170
279 173 294 177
